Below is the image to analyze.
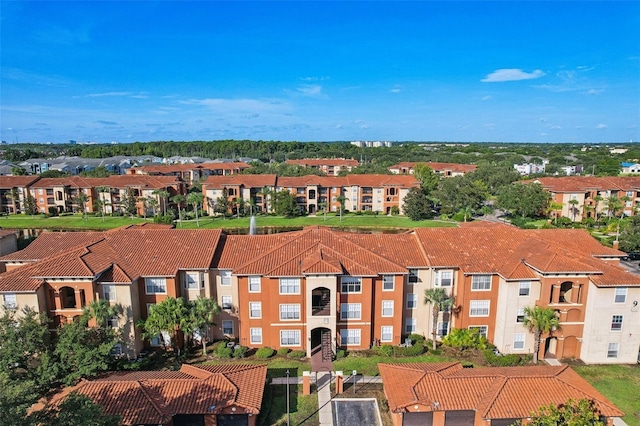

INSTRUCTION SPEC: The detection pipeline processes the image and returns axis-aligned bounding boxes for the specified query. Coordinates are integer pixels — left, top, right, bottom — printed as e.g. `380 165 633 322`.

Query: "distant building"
388 161 477 177
350 140 393 148
285 158 358 176
514 162 546 175
610 148 628 154
560 164 583 176
621 162 640 174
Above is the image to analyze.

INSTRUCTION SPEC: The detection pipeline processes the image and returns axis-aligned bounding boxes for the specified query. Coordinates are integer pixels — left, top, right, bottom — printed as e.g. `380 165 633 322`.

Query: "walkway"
317 371 333 426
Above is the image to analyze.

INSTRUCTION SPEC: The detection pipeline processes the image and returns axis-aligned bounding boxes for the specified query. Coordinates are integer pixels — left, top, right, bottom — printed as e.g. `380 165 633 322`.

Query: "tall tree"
187 192 204 227
403 187 435 221
184 297 221 356
73 192 89 221
435 175 489 215
152 189 169 216
423 288 454 351
273 190 300 218
172 194 186 226
496 183 551 219
413 163 439 194
522 306 560 364
138 296 190 354
96 186 110 222
568 199 580 222
120 188 138 217
336 194 346 221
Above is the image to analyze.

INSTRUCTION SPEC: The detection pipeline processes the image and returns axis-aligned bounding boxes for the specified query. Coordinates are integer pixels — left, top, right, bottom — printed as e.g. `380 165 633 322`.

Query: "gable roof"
533 176 640 192
49 363 267 425
379 363 623 420
202 174 278 188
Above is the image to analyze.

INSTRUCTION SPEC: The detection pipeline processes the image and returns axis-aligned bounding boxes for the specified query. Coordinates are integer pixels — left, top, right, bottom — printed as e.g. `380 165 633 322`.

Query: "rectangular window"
381 326 393 342
249 302 262 318
513 333 525 350
341 276 362 293
145 277 167 294
607 342 619 358
437 321 449 337
519 281 531 296
249 276 261 293
470 300 490 317
220 270 231 286
102 285 116 302
611 315 623 331
280 304 301 320
516 307 525 323
279 278 300 294
2 293 17 309
221 295 232 310
405 318 416 334
340 303 361 320
340 329 361 346
615 287 627 303
106 317 118 328
185 272 202 290
437 270 452 287
382 300 394 317
382 275 394 291
469 325 488 339
408 269 419 284
407 293 417 309
222 320 234 335
250 328 262 344
471 275 491 291
280 330 301 346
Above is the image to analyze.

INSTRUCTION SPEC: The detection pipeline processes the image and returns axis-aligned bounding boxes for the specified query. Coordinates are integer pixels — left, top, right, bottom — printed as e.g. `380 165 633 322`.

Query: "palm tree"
172 194 186 226
184 297 221 356
138 296 190 355
152 189 170 216
319 201 328 221
423 287 454 351
82 299 123 328
73 192 89 221
522 306 560 364
548 201 563 224
96 186 110 221
568 199 580 222
336 194 346 222
187 192 204 227
593 195 603 221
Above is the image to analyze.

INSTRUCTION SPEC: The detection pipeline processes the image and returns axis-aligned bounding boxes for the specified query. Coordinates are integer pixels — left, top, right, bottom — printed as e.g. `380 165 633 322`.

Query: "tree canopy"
496 182 551 219
402 187 435 221
523 398 604 426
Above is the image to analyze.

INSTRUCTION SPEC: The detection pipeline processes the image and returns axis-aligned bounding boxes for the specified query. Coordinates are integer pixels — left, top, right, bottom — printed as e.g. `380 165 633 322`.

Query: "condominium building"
285 158 359 176
388 162 477 177
126 162 251 185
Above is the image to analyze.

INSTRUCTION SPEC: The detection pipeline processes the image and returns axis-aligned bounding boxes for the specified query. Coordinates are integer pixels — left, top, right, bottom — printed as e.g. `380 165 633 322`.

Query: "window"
513 333 525 350
437 270 452 287
611 315 623 331
405 318 417 334
341 276 362 293
249 302 262 318
382 275 394 291
516 307 525 323
106 317 118 328
382 300 394 317
221 296 232 310
280 330 300 346
437 321 449 337
469 325 488 339
185 272 203 289
340 329 361 346
470 300 490 317
279 278 300 294
340 303 361 320
615 287 627 303
220 270 231 286
249 276 261 293
471 275 491 291
408 269 419 284
222 320 234 335
250 328 262 344
407 293 417 309
145 277 166 294
381 326 393 342
607 342 619 358
2 293 17 309
519 281 531 296
280 304 300 320
102 285 116 302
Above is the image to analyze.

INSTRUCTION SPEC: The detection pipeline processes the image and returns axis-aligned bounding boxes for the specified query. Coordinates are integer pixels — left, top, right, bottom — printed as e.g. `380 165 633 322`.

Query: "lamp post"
286 369 290 426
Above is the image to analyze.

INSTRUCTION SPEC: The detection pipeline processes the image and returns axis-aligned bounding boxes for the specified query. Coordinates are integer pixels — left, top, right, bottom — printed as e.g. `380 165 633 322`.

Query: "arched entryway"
544 336 558 359
59 286 76 309
310 327 333 370
562 336 579 359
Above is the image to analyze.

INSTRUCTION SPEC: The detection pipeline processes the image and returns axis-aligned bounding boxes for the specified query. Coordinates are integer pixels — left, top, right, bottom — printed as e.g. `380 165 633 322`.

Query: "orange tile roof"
90 175 183 188
276 175 349 187
532 176 640 192
0 231 103 262
285 158 359 167
50 364 267 425
202 174 278 188
0 176 41 188
134 162 250 173
379 363 623 420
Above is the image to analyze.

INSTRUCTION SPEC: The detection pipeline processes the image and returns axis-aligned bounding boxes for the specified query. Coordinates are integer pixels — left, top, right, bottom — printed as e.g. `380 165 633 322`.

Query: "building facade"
388 162 477 177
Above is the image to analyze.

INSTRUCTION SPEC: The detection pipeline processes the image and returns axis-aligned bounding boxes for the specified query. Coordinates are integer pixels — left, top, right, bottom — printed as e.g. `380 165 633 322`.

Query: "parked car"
622 252 640 261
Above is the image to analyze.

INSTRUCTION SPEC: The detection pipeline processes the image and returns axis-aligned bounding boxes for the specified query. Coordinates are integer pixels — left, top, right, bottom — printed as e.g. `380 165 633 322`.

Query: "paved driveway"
332 398 382 426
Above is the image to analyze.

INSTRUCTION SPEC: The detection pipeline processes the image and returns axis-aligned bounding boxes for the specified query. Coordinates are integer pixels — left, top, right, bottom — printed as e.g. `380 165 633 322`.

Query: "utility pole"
286 369 290 426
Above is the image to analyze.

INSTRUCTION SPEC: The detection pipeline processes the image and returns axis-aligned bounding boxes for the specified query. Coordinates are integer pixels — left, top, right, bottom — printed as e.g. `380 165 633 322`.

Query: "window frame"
381 326 393 342
437 270 453 287
382 275 394 291
340 303 361 320
279 278 301 295
408 269 419 284
611 315 623 331
222 320 234 335
468 325 488 339
469 300 490 317
249 276 261 293
221 295 232 310
471 275 492 291
516 307 525 323
405 318 417 334
381 300 394 317
279 304 301 321
250 327 262 344
518 281 531 297
341 276 362 293
614 287 627 304
220 270 232 286
2 293 17 309
607 342 619 358
185 271 202 290
102 285 116 302
145 277 167 295
513 333 525 350
406 293 417 309
340 328 361 346
249 302 262 319
437 321 449 337
280 330 301 346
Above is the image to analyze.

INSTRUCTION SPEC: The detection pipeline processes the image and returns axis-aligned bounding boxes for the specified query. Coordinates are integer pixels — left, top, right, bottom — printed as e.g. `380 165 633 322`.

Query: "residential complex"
388 162 477 177
126 161 251 185
284 158 359 175
1 222 638 365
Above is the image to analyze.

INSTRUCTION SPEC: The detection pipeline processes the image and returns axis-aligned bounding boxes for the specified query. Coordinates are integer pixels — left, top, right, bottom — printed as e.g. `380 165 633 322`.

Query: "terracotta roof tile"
202 174 277 188
0 231 103 262
0 176 41 187
533 176 640 192
134 162 250 173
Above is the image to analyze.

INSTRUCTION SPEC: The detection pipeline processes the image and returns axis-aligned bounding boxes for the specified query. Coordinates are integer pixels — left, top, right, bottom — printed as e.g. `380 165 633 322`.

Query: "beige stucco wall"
493 279 541 355
213 269 239 341
581 283 640 364
305 275 338 357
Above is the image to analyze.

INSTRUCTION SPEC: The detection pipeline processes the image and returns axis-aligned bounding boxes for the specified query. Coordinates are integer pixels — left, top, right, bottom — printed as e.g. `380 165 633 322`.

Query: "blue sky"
1 1 639 144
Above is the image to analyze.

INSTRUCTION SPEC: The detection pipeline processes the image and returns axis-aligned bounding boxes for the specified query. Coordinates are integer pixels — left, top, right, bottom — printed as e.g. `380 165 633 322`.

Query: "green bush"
394 341 425 357
442 328 489 350
233 346 248 358
277 347 290 356
482 349 529 366
373 344 394 357
287 350 306 359
216 347 233 358
255 347 275 359
336 349 347 359
407 334 425 344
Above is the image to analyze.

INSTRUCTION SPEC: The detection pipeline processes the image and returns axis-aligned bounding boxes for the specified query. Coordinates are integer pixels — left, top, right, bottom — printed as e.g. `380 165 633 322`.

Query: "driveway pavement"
333 398 382 426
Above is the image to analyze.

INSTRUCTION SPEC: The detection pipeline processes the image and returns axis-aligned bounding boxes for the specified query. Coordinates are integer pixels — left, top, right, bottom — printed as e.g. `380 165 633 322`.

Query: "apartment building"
1 223 638 364
285 158 359 176
533 176 640 222
202 174 419 215
0 175 42 214
388 161 477 177
127 162 251 185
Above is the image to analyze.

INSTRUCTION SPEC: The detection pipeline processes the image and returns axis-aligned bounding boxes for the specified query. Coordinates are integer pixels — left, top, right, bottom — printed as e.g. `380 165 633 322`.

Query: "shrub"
287 350 306 359
442 328 489 350
394 341 425 357
233 346 248 359
482 349 529 366
407 333 425 344
373 344 394 357
336 349 347 359
47 206 58 216
277 347 290 356
216 347 233 358
255 347 275 359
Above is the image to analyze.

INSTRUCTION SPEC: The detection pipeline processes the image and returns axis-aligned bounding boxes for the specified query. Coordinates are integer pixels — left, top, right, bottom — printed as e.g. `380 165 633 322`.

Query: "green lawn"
333 352 458 376
0 212 458 232
573 364 640 426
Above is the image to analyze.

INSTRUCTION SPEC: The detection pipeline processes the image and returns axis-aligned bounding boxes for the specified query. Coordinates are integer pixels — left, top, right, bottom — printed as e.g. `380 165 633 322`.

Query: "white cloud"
585 88 604 95
300 76 329 81
85 92 133 98
180 98 289 113
550 125 562 130
390 85 402 93
481 69 545 82
596 123 608 129
481 95 491 101
296 85 323 96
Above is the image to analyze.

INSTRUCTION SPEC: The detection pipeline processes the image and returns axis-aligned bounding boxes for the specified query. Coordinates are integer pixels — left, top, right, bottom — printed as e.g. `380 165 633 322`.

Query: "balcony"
311 288 331 316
